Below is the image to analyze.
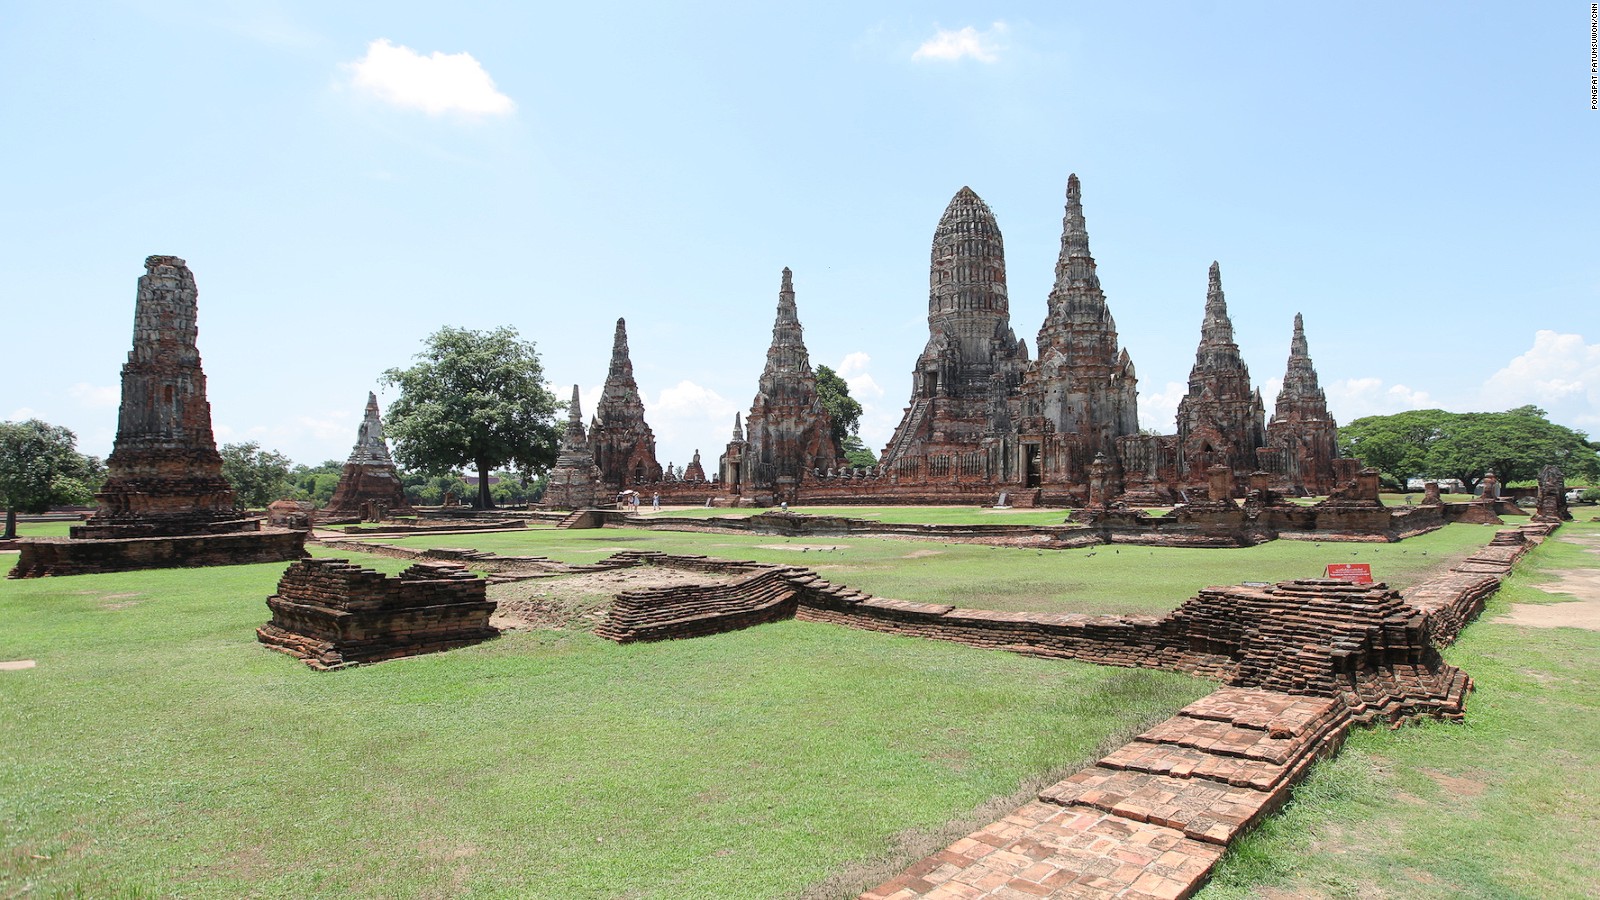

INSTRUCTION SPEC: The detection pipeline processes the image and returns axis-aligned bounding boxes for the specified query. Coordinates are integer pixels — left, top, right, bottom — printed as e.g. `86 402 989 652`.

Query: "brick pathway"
862 688 1349 899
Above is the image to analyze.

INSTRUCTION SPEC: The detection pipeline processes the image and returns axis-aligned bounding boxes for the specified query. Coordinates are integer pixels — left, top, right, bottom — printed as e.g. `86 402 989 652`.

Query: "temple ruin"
11 256 304 577
547 175 1357 509
322 392 415 521
588 318 663 493
720 268 842 502
545 385 601 509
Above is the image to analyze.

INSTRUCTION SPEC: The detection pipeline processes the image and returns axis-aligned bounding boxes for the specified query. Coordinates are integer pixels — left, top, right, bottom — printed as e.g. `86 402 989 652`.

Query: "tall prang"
737 268 841 499
882 187 1028 467
589 318 662 492
75 256 253 538
323 393 416 519
1260 314 1340 494
1014 174 1140 493
1174 262 1266 492
544 385 601 508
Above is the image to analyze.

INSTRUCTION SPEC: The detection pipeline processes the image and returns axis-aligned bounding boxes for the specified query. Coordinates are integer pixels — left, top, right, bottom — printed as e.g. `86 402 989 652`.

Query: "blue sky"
3 2 1597 471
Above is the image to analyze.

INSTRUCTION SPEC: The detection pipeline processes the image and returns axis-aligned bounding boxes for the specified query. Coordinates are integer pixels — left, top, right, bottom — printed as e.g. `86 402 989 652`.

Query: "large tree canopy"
814 364 866 461
1340 406 1600 491
220 442 297 509
381 326 561 509
0 419 99 539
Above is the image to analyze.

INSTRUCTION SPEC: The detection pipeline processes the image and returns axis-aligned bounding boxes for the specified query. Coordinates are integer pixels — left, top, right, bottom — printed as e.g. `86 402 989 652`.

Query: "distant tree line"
1339 405 1600 492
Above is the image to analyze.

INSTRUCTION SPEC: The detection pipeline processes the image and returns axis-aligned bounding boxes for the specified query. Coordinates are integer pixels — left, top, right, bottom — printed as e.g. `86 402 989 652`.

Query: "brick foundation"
9 528 307 578
257 558 497 669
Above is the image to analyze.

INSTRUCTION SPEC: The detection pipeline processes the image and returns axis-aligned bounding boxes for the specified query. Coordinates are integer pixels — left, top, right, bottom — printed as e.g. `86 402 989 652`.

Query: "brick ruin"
11 256 304 578
257 557 498 669
322 392 415 520
719 268 843 503
561 522 1549 898
544 385 601 509
589 317 664 493
1533 465 1570 523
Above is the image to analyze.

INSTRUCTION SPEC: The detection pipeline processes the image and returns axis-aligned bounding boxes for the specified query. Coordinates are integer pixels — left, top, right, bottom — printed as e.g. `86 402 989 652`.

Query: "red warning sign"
1324 563 1374 584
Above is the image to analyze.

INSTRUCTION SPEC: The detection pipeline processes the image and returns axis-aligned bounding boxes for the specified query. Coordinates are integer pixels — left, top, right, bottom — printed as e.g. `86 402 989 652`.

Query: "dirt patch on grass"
1498 563 1600 630
1421 768 1487 797
755 544 849 552
1497 596 1600 630
489 567 741 630
1 659 37 671
901 549 943 559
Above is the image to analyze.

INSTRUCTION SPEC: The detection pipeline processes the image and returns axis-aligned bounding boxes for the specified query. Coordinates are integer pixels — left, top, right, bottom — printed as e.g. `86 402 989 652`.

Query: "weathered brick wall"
257 558 497 669
10 529 307 578
593 568 799 643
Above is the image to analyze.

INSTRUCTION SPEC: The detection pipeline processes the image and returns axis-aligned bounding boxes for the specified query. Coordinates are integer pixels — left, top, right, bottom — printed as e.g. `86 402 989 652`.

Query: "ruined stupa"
12 256 305 576
1174 262 1267 494
732 268 842 499
589 318 662 492
75 256 256 538
323 392 416 519
1261 314 1341 494
544 385 601 509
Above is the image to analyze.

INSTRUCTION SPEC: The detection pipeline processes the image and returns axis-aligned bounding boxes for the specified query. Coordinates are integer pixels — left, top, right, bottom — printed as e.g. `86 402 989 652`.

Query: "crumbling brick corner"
257 558 497 669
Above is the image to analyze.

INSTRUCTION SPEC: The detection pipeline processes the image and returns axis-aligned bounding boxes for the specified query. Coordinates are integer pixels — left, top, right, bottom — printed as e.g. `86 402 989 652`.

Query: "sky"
3 2 1597 473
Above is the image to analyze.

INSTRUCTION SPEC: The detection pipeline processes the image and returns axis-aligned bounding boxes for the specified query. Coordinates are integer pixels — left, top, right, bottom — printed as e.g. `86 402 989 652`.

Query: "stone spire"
757 268 814 395
546 386 601 508
737 268 841 497
590 317 662 490
732 412 744 441
1265 313 1340 493
347 393 396 466
1175 261 1266 485
323 392 415 518
78 255 248 537
1024 173 1139 448
563 384 587 444
884 187 1028 464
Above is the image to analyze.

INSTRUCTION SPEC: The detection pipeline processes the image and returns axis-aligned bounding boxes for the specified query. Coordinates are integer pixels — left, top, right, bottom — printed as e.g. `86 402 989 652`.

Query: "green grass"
350 522 1513 617
6 521 77 538
0 552 1210 898
1198 521 1600 899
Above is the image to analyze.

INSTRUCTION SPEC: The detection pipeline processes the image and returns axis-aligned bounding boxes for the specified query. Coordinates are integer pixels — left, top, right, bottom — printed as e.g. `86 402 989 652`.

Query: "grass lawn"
352 521 1518 617
7 521 76 538
1199 521 1600 899
0 552 1210 899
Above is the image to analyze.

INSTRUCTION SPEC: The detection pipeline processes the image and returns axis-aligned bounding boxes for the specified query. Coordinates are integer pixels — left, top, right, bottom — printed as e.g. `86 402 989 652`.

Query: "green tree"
291 459 345 505
814 364 863 456
220 442 297 509
841 434 877 467
1340 406 1599 492
382 326 561 509
1338 409 1454 485
0 419 98 539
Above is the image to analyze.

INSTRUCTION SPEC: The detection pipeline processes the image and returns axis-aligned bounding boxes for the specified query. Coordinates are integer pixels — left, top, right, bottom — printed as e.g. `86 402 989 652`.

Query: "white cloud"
1325 377 1433 422
1138 381 1188 434
1480 330 1600 429
912 22 1007 63
68 382 119 408
346 38 515 117
649 380 740 467
7 407 39 422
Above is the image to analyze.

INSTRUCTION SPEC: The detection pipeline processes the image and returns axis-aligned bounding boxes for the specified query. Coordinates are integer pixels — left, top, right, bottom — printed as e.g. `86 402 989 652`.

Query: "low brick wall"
257 558 497 669
9 529 307 578
594 567 800 643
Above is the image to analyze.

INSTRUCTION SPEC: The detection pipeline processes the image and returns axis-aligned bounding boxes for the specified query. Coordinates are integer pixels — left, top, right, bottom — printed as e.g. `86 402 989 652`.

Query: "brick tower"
1174 262 1267 493
323 392 416 518
75 256 253 538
